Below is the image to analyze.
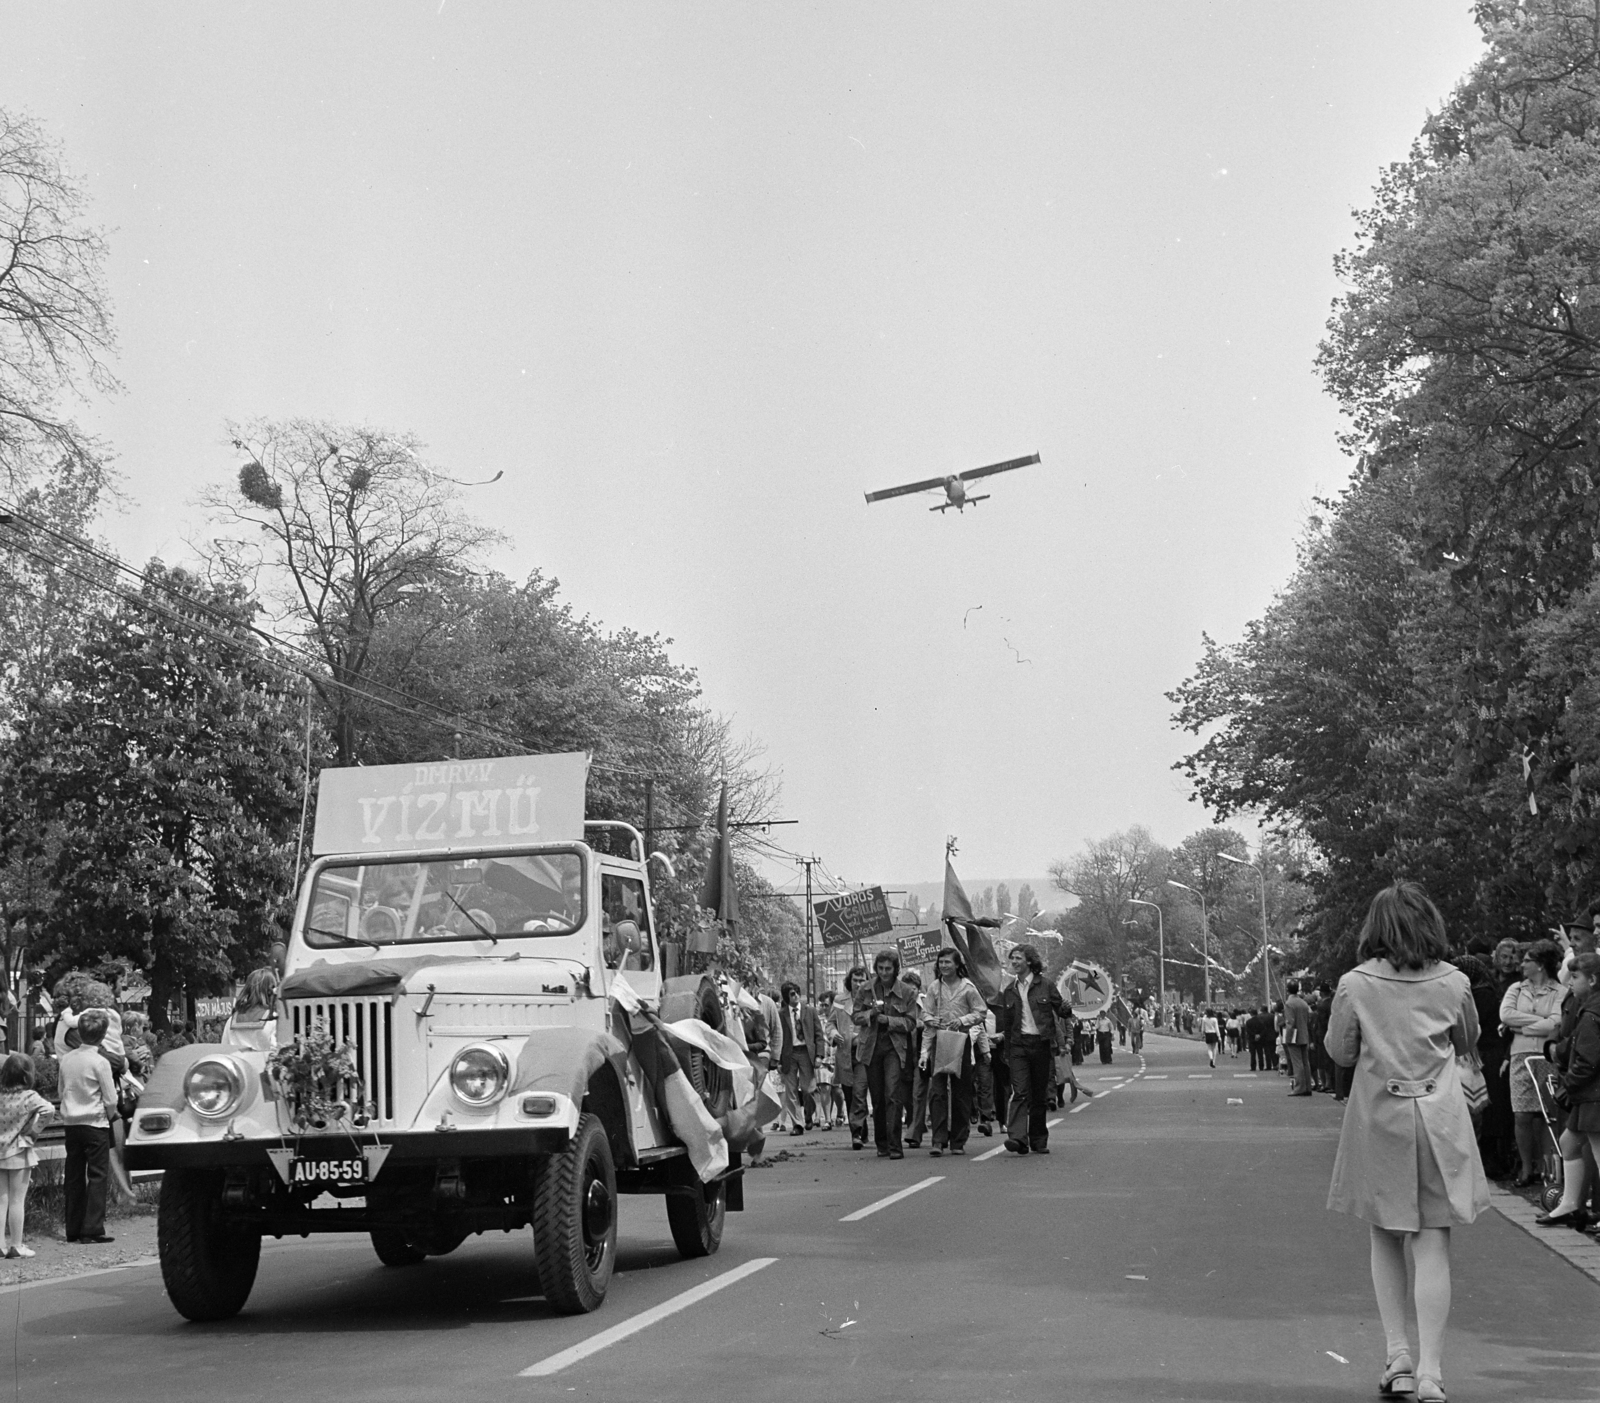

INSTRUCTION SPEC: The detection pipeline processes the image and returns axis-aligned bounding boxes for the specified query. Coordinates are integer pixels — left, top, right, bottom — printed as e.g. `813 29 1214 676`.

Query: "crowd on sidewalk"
728 943 1120 1160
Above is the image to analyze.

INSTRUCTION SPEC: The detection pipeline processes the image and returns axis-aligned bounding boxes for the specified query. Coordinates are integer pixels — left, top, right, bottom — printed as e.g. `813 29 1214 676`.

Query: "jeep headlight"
450 1044 510 1107
184 1056 246 1120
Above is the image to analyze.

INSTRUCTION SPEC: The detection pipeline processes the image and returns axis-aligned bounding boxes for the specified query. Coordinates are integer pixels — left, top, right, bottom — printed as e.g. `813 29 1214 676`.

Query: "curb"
1488 1184 1600 1286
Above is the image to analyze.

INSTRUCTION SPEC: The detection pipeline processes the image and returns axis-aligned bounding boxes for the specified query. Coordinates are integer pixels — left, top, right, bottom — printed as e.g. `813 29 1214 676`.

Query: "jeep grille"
285 997 396 1125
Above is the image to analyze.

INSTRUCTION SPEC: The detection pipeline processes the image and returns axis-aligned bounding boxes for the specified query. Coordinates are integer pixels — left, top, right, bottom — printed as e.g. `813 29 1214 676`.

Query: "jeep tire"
532 1112 616 1313
157 1168 262 1321
665 1179 725 1258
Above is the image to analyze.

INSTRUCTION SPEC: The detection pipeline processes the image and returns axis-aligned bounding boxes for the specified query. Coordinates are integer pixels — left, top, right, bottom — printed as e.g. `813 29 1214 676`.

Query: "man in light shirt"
58 1008 118 1244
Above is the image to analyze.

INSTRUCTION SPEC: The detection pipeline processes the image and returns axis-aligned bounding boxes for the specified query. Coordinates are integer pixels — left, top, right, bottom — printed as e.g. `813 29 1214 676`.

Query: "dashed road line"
1188 1074 1213 1079
1234 1073 1258 1078
1144 1074 1168 1079
518 1257 778 1376
839 1176 944 1221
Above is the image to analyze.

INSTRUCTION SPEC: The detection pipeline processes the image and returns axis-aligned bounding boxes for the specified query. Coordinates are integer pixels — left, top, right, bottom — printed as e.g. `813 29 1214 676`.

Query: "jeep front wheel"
666 1180 725 1258
532 1113 616 1313
157 1169 262 1321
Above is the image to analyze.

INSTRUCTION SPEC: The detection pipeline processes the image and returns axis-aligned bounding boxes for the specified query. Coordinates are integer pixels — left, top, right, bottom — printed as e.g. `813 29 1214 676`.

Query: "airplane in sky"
864 453 1041 513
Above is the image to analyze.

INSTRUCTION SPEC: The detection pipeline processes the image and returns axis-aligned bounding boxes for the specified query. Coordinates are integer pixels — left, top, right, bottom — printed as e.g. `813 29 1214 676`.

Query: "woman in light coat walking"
1326 881 1488 1403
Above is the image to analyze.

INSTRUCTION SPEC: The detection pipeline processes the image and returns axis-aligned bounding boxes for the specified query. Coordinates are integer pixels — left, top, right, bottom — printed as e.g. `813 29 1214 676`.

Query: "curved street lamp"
1166 880 1210 1004
1218 852 1272 1003
1127 898 1165 1010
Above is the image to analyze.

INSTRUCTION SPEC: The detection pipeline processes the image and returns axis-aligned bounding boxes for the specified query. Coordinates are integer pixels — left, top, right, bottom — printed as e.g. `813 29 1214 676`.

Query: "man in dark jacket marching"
995 944 1066 1155
852 950 920 1159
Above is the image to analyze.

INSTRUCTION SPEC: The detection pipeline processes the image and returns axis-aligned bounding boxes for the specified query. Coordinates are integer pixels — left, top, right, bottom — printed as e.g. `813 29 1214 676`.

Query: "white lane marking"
1188 1074 1213 1079
974 1117 1064 1160
1144 1074 1168 1079
1069 1102 1089 1113
839 1176 945 1222
519 1257 778 1376
1233 1073 1258 1079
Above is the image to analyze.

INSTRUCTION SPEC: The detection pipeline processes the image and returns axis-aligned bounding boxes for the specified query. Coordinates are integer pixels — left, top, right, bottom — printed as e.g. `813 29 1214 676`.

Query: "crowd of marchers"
727 943 1146 1159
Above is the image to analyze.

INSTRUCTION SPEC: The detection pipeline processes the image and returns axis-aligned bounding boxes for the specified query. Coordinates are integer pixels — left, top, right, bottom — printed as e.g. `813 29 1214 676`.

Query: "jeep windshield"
303 850 585 949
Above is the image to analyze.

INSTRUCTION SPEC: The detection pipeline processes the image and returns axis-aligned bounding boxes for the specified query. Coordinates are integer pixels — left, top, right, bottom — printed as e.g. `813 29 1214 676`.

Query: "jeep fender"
137 1042 265 1119
509 1027 635 1167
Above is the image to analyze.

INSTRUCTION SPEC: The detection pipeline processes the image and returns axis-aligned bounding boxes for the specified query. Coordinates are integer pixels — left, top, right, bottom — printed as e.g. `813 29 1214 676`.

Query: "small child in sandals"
0 1052 56 1259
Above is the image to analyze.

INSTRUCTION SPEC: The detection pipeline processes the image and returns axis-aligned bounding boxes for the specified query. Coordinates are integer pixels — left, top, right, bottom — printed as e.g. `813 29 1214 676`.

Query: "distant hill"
887 877 1074 919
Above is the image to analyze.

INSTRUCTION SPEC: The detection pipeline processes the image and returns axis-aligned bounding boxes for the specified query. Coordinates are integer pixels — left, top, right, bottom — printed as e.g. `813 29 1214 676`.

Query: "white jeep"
126 755 742 1322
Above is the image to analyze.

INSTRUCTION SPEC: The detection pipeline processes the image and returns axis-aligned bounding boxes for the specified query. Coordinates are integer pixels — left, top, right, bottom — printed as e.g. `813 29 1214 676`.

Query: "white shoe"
11 1244 33 1259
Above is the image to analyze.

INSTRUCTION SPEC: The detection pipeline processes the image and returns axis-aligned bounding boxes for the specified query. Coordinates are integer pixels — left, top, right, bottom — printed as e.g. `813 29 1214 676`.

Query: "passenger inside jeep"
600 874 654 971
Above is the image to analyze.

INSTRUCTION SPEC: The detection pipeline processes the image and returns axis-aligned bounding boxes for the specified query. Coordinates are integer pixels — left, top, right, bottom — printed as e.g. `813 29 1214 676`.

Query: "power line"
0 503 668 777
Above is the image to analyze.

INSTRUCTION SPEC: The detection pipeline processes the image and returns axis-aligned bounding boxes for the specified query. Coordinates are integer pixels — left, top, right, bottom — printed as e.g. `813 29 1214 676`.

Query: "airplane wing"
864 474 950 504
957 452 1041 484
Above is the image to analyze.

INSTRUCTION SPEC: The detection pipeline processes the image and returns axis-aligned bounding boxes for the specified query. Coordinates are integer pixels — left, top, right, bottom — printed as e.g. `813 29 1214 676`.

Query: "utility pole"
803 857 816 1001
643 777 654 858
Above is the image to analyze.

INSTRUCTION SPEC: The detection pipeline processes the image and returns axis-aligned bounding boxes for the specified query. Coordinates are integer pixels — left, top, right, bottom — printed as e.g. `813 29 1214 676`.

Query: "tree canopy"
1174 0 1600 963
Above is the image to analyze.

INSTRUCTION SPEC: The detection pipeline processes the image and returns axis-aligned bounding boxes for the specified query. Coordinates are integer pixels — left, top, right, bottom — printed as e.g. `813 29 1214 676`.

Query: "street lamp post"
1166 880 1210 1004
1127 898 1165 1011
1218 852 1271 1004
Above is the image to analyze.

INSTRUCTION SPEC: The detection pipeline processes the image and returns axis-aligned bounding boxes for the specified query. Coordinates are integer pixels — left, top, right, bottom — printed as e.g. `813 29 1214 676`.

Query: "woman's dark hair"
1525 938 1563 979
235 966 280 1015
1570 951 1600 985
1012 943 1043 975
1453 953 1494 989
0 1053 36 1090
935 945 967 976
1357 881 1450 971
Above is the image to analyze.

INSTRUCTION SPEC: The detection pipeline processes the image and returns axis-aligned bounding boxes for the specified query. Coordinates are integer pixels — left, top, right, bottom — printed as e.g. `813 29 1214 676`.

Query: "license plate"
290 1153 367 1187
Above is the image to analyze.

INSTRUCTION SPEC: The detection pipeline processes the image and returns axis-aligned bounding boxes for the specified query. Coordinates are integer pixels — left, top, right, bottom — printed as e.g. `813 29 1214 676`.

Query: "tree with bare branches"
0 108 117 497
199 418 502 763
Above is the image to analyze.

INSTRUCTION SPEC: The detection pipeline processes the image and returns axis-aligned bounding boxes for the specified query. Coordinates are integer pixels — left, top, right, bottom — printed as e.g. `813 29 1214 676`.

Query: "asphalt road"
5 1033 1598 1403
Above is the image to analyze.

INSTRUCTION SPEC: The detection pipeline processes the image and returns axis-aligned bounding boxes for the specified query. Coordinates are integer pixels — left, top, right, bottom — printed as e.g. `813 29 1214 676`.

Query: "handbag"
931 1028 968 1078
1457 1053 1488 1122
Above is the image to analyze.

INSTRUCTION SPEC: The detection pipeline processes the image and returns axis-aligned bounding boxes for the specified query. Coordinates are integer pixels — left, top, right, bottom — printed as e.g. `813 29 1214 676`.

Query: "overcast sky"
4 3 1485 893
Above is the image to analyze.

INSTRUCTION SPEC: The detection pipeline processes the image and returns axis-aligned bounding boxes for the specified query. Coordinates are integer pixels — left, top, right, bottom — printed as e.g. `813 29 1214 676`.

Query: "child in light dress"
0 1053 56 1258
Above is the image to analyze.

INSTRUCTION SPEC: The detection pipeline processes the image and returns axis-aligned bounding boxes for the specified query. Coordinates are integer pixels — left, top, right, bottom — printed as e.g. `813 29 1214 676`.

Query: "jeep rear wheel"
532 1113 616 1314
370 1228 426 1266
157 1169 262 1321
666 1180 725 1258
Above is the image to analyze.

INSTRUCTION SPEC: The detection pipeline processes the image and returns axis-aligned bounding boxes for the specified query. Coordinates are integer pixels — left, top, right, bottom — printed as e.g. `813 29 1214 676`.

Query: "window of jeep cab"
600 872 654 971
303 851 585 949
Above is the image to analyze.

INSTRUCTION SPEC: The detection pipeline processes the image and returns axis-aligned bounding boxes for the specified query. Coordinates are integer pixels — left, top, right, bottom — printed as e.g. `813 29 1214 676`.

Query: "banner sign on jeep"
312 753 591 855
812 886 894 948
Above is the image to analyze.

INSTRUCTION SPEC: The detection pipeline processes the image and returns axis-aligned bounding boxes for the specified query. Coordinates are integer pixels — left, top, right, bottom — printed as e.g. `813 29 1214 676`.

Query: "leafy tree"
995 882 1013 921
0 108 117 498
2 564 304 1024
1014 884 1040 924
1050 827 1167 981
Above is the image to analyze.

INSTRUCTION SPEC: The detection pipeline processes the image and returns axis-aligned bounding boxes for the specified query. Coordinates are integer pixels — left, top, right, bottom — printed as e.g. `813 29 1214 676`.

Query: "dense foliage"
1173 1 1600 968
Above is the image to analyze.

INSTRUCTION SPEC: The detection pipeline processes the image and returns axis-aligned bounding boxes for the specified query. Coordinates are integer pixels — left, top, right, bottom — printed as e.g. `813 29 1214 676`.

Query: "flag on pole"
942 856 1006 1004
695 781 738 953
